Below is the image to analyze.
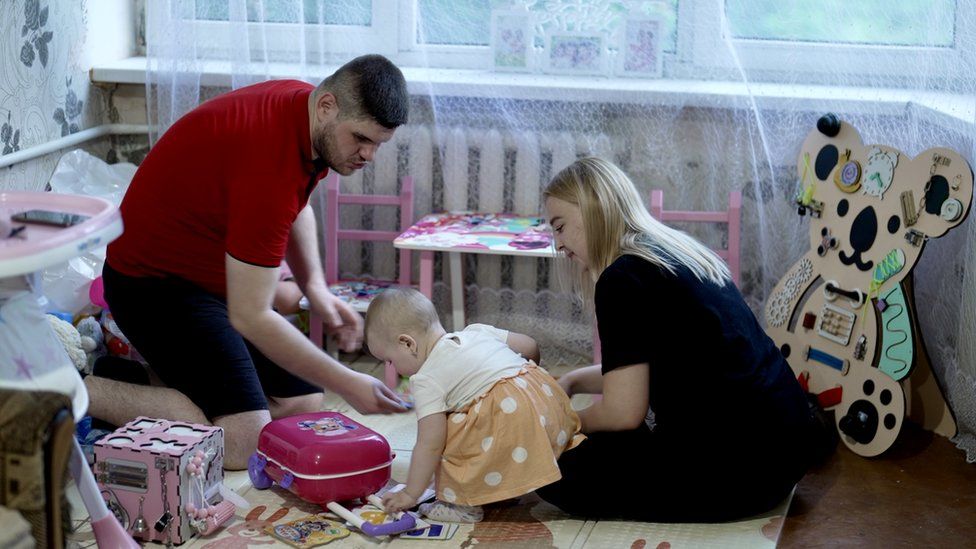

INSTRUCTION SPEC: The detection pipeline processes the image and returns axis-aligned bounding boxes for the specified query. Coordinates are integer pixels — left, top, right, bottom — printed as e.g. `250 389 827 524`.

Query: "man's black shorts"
102 262 321 419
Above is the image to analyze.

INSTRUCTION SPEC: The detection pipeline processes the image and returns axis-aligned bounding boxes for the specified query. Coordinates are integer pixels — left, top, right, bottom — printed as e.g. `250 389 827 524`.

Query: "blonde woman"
538 157 831 522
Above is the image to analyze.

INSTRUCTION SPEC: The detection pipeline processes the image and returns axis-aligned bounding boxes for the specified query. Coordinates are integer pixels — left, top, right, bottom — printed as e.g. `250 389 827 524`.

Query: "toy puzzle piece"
766 115 972 457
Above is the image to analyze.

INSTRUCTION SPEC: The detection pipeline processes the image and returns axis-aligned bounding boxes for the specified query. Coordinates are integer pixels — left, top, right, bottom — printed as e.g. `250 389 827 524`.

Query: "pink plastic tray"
0 191 122 277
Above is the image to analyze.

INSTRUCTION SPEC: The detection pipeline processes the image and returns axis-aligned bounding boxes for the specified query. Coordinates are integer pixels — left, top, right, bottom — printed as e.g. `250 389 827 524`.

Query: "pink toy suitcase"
248 412 393 505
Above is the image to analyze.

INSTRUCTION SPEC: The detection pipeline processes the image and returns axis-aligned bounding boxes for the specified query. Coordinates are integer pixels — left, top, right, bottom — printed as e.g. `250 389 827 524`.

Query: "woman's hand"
558 364 604 396
557 370 576 396
577 363 649 433
382 489 418 514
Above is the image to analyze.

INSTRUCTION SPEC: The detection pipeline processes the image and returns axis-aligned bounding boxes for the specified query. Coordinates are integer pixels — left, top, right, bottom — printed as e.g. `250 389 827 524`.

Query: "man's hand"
341 371 409 414
309 289 364 352
382 489 418 515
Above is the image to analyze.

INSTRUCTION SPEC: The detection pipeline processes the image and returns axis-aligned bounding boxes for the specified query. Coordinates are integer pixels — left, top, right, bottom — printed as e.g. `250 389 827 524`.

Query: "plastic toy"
45 314 94 372
248 412 417 536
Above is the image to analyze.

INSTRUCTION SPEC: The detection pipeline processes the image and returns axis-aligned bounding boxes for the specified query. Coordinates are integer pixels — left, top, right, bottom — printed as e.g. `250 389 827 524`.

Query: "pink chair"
592 190 742 363
310 172 433 389
649 190 742 285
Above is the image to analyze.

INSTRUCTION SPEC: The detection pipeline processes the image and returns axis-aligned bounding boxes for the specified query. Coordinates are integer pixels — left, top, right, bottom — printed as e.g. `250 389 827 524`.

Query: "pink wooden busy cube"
93 417 231 545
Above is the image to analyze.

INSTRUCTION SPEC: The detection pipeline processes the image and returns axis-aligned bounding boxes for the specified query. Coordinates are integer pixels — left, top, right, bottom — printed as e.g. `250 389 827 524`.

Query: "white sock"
418 500 483 523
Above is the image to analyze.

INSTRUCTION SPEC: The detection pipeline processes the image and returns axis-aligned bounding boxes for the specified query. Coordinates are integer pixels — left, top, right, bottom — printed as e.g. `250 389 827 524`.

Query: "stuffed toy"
46 314 96 374
75 315 107 367
100 310 145 363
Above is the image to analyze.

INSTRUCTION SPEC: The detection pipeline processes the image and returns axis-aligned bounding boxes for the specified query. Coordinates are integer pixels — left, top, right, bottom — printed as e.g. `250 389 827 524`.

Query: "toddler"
367 288 584 522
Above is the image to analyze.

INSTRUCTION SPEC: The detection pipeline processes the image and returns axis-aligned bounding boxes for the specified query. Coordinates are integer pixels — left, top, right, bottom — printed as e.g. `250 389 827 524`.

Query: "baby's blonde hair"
364 288 441 351
544 156 731 302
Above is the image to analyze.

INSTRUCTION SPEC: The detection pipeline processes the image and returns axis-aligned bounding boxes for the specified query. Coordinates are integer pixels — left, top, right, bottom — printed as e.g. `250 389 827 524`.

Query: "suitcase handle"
359 513 417 537
325 500 418 537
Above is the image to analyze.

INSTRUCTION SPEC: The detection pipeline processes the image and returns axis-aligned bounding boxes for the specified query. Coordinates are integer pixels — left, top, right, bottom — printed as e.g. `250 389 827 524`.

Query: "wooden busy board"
765 115 971 456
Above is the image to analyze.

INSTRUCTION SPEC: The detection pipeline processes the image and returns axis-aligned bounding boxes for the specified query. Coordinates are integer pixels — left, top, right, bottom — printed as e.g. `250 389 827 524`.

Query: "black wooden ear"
817 113 842 137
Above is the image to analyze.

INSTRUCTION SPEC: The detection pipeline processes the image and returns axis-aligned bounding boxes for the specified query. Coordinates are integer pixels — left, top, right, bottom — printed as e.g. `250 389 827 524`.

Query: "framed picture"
616 16 664 78
544 31 608 76
490 9 534 73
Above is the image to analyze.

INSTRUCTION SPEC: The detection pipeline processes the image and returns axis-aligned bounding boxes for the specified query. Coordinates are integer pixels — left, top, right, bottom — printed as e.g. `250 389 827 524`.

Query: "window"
687 0 970 86
166 0 969 88
411 0 678 52
415 0 490 46
185 0 372 26
398 1 679 69
725 0 955 48
172 0 395 60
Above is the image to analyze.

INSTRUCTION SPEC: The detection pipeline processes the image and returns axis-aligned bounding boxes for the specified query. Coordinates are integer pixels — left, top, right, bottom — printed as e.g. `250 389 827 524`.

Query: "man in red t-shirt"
86 55 410 469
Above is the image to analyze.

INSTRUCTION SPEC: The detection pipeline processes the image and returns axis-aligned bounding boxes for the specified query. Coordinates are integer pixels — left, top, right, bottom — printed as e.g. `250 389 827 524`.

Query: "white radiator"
315 124 618 295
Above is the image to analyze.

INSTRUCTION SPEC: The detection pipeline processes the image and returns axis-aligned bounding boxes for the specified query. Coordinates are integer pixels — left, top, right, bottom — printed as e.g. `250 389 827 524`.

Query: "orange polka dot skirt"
437 364 585 506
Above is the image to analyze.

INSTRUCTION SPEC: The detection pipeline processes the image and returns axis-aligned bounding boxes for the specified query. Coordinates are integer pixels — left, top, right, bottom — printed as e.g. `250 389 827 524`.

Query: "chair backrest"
649 189 742 285
323 172 414 286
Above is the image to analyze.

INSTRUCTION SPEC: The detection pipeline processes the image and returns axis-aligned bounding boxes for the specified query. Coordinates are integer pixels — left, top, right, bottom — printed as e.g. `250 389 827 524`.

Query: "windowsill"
91 56 974 132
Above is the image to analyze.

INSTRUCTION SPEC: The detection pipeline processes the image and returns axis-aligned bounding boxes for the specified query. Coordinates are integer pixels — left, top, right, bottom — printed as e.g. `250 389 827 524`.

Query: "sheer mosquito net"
144 0 976 461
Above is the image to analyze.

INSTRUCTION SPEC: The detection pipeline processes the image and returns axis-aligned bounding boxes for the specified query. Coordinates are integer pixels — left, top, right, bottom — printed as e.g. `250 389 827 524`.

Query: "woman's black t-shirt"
595 254 812 450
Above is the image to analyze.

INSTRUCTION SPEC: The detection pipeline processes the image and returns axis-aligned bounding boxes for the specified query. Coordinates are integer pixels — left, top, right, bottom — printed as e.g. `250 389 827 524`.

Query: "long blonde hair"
544 157 731 301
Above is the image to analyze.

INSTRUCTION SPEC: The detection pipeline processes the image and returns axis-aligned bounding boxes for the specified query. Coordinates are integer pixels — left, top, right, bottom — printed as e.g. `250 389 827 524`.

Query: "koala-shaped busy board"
765 114 972 457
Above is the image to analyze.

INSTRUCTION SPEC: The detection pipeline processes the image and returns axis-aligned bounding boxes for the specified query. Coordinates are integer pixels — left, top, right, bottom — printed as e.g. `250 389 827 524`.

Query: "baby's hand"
382 489 417 514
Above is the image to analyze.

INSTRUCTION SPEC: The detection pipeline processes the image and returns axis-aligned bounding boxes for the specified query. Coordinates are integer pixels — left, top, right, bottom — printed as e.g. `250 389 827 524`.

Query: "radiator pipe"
0 123 150 169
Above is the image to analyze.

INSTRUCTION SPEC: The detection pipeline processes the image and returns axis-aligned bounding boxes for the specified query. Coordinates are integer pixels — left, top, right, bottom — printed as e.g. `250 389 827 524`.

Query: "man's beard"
312 120 350 175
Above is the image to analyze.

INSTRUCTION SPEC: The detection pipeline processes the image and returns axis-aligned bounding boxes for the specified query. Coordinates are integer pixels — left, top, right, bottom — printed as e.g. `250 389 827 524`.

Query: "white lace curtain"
145 0 976 461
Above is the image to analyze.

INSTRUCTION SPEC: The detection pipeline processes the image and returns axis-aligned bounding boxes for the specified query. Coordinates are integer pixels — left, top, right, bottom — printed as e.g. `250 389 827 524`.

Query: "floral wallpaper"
0 0 109 192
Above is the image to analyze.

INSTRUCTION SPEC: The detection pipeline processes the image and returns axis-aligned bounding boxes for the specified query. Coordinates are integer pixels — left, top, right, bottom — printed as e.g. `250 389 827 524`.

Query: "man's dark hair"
318 54 409 129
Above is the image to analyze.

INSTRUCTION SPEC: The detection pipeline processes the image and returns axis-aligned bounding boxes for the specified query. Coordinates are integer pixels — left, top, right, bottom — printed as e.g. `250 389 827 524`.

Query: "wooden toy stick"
325 501 365 528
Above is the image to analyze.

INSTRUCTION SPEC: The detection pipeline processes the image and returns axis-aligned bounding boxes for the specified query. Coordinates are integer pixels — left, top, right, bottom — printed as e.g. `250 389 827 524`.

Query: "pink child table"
394 212 556 331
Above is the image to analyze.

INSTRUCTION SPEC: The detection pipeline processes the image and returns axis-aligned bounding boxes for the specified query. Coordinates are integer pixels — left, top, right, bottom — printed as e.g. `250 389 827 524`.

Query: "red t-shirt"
108 80 326 296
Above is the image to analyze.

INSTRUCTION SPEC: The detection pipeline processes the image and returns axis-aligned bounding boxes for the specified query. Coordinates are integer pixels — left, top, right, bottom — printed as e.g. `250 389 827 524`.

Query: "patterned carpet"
177 475 788 548
179 411 790 548
68 356 791 548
